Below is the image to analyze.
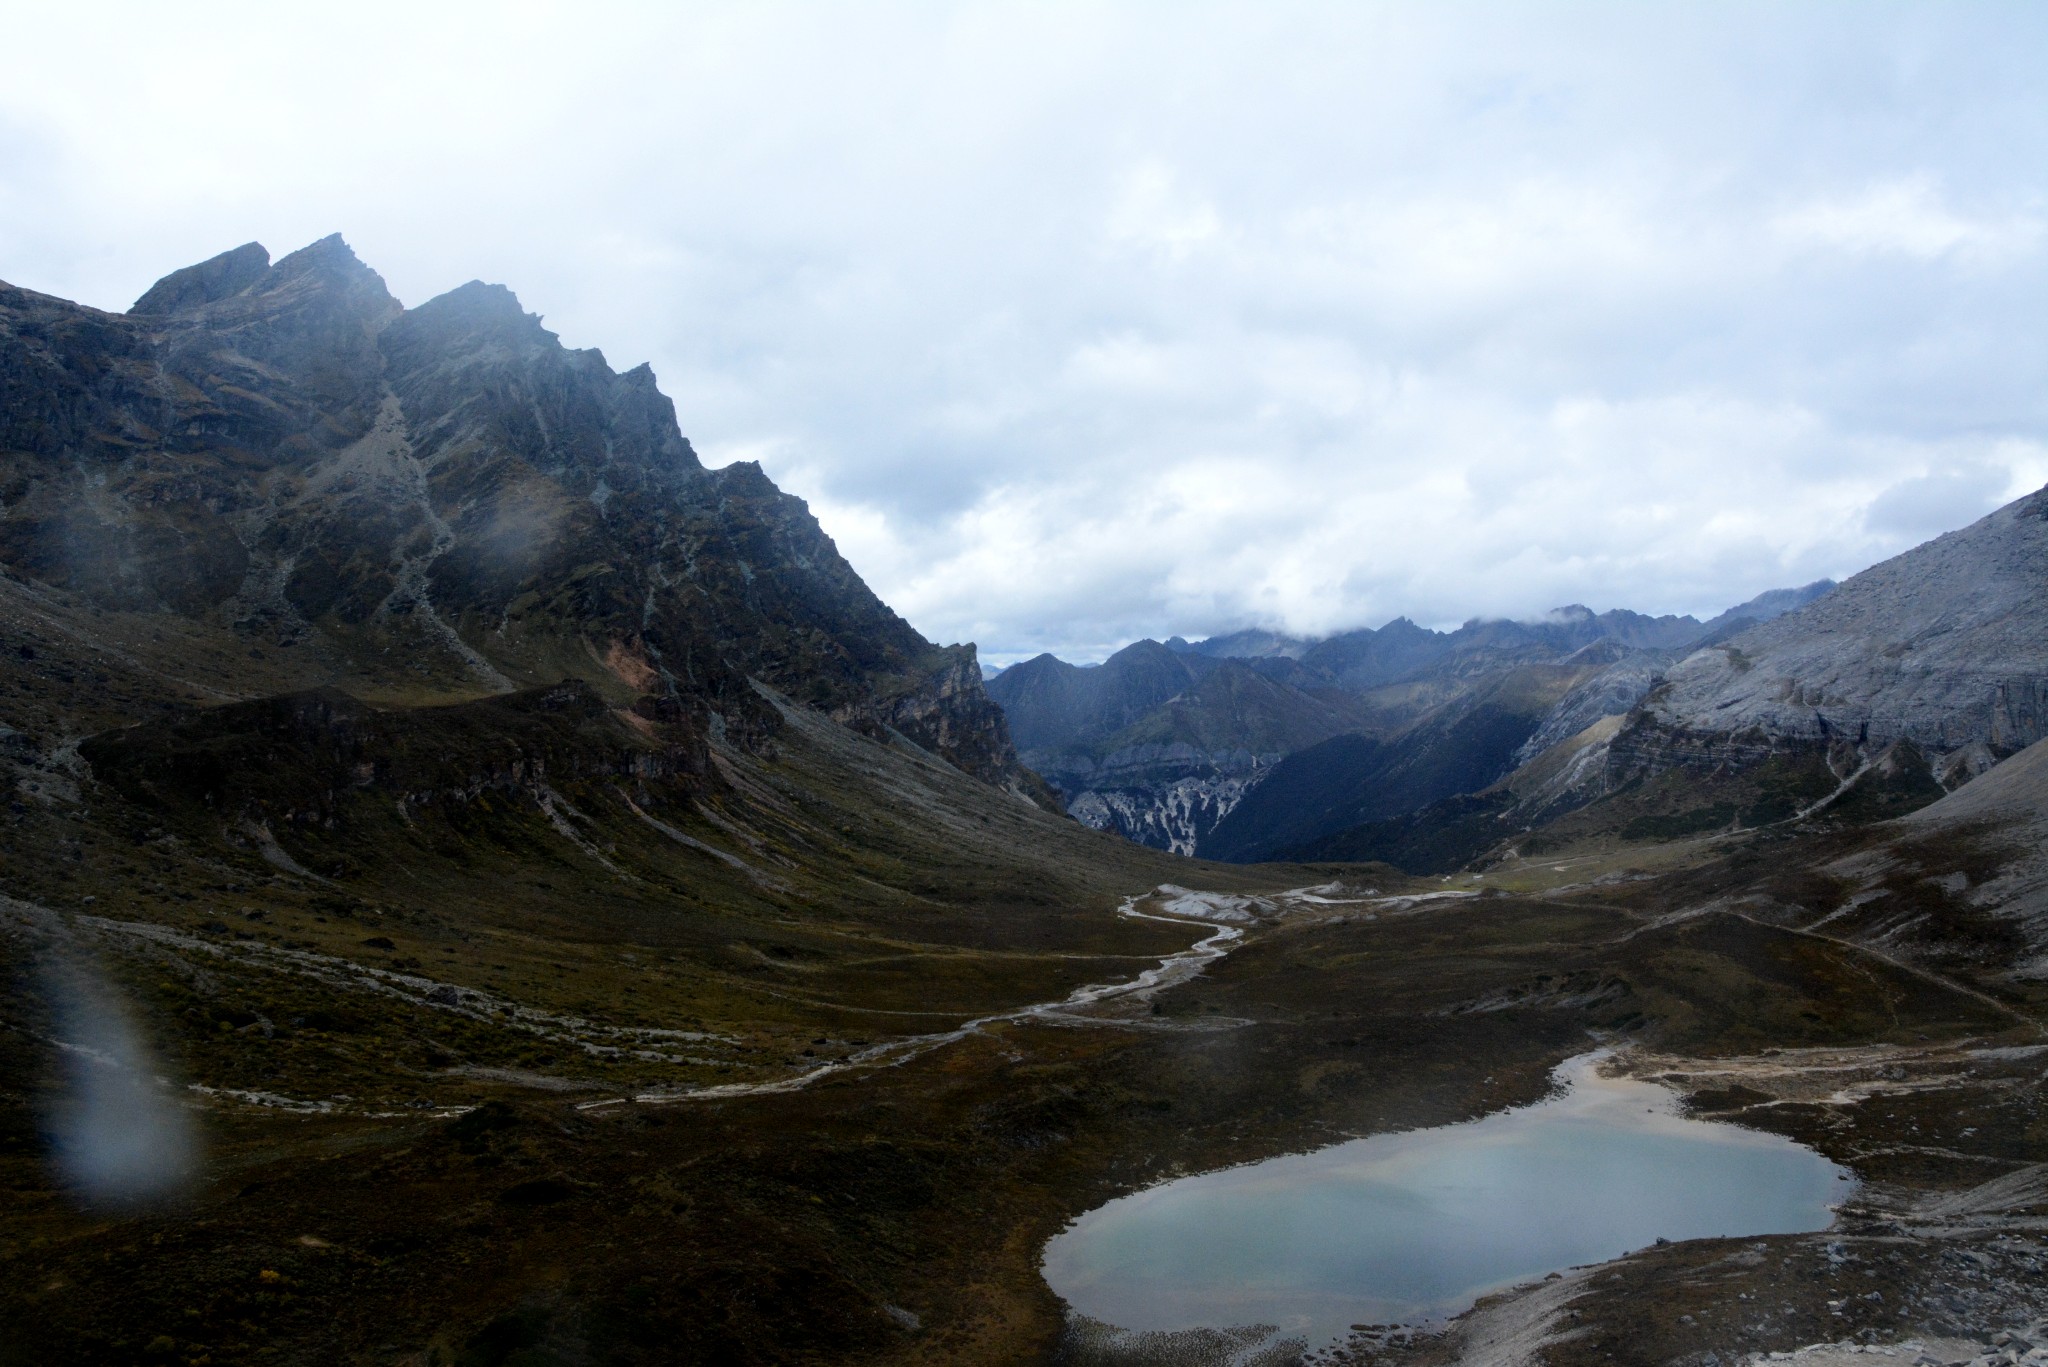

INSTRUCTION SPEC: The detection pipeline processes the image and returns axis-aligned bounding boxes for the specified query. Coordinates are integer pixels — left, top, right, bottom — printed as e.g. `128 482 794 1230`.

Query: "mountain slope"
995 583 1849 861
1644 488 2048 762
1693 578 1836 641
1040 659 1379 854
1281 494 2046 875
1165 628 1311 660
0 236 1031 794
983 639 1196 752
1199 662 1597 862
0 234 1283 1149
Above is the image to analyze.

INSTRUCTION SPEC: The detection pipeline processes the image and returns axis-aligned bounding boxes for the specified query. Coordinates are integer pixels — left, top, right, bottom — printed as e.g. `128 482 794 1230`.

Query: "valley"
3 237 2046 1367
10 765 2048 1367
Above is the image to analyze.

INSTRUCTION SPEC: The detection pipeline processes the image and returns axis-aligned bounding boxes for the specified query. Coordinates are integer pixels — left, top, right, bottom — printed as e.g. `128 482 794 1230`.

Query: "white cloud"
1775 177 2042 265
1105 163 1224 263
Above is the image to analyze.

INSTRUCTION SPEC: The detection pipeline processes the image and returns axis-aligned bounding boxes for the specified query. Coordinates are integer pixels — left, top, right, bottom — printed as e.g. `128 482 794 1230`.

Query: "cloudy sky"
4 3 2044 664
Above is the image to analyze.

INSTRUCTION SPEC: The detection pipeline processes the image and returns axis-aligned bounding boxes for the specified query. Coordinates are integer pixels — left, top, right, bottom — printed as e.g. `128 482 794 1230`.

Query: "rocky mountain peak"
1 234 1041 799
266 231 374 281
129 241 270 314
136 233 401 329
1105 638 1187 670
406 279 549 340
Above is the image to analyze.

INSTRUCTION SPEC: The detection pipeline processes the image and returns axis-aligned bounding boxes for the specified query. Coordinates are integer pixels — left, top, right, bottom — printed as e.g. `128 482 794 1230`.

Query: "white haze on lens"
44 956 198 1204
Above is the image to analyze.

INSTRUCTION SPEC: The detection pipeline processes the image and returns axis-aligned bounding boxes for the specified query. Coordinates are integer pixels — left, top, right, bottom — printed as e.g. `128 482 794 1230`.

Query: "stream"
595 885 1270 1106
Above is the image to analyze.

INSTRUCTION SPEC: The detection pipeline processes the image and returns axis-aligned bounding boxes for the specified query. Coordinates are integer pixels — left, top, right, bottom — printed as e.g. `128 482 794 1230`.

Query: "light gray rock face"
1646 485 2048 762
1025 743 1274 856
1065 770 1266 857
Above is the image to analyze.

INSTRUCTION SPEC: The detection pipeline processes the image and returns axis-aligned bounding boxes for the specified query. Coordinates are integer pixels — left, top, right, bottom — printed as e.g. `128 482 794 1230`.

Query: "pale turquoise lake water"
1042 1054 1851 1349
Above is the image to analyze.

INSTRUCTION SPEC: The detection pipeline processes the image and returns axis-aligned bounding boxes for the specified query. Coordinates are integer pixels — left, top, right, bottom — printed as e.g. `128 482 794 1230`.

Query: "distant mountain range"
986 642 1379 853
989 581 1835 856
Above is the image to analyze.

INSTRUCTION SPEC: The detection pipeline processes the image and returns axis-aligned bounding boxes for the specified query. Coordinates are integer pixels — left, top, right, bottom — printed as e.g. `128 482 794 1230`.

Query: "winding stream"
598 887 1263 1106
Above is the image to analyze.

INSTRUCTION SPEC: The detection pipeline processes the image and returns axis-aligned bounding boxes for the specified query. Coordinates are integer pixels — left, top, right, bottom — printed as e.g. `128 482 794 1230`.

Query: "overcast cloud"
4 3 2044 664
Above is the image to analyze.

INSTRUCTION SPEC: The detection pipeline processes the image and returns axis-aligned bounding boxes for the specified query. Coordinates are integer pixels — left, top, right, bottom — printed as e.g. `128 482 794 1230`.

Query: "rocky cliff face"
847 643 1057 804
0 236 1036 795
1064 771 1267 856
1644 486 2048 766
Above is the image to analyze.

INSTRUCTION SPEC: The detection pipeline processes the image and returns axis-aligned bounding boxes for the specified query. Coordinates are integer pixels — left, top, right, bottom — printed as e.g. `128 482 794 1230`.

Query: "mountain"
1693 578 1835 641
1291 616 1451 691
1284 607 1688 694
1165 627 1312 660
0 235 1038 799
12 241 2048 1367
1278 489 2046 874
1644 495 2045 763
985 641 1374 852
994 586 1850 862
3 236 1335 1362
1199 660 1605 862
983 639 1198 752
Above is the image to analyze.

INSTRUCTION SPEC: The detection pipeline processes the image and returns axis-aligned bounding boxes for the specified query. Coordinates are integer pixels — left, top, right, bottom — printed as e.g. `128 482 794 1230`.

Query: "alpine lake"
1043 1052 1854 1352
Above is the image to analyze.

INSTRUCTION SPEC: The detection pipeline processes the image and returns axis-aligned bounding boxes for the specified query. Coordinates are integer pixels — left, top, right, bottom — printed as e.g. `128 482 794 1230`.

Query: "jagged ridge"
0 236 1038 798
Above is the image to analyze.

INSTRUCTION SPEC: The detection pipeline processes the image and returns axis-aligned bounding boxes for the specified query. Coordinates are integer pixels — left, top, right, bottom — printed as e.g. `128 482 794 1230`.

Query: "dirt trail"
581 883 1366 1109
1727 908 2048 1038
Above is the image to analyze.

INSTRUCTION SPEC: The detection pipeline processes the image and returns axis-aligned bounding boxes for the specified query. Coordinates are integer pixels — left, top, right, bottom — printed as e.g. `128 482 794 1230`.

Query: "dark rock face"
0 236 1034 795
1199 664 1590 863
853 643 1056 803
129 242 272 316
80 679 709 827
